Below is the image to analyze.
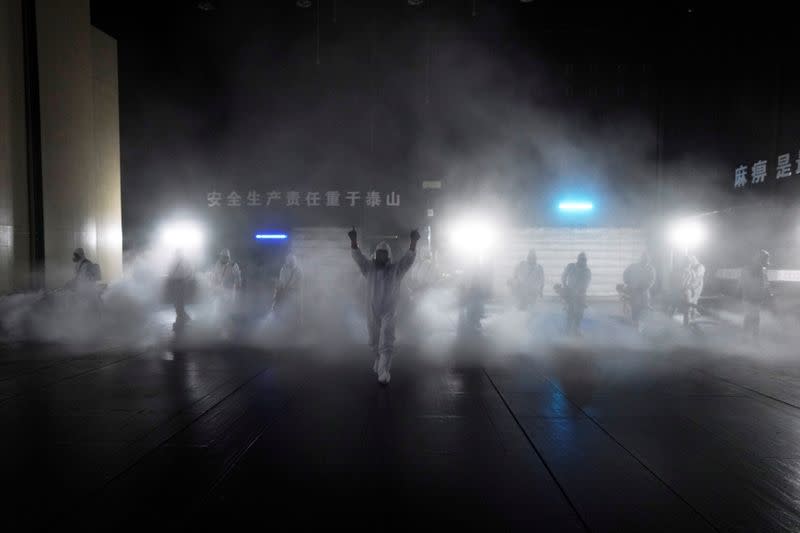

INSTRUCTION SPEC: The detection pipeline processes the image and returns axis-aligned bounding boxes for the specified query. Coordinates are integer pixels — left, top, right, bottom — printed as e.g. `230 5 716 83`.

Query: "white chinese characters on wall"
207 190 402 208
735 150 800 188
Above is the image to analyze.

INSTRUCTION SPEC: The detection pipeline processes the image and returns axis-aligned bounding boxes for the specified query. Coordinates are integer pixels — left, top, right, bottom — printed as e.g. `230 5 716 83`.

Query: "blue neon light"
558 201 593 212
255 233 288 240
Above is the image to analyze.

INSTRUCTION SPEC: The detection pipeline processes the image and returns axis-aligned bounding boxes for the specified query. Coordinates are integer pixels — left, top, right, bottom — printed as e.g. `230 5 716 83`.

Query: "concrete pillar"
91 28 123 281
35 0 98 287
0 0 30 292
0 1 121 291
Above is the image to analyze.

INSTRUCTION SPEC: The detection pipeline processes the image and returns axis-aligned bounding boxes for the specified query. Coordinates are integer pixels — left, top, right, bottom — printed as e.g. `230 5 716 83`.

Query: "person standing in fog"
167 249 195 332
210 248 242 336
561 252 592 336
509 250 545 311
685 255 706 324
623 252 656 332
349 227 418 385
211 249 242 306
271 253 303 327
740 250 771 339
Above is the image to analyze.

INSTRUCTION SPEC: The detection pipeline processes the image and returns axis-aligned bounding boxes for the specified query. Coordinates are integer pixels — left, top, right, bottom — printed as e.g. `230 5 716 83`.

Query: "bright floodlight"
159 221 204 252
558 201 593 212
668 218 706 250
255 233 288 240
447 215 498 258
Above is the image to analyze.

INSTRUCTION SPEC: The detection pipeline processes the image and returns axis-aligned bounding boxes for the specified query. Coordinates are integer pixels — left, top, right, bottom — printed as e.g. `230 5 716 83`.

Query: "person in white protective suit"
211 248 242 303
509 249 545 311
739 250 771 339
69 248 102 287
667 254 691 323
167 249 195 332
686 255 706 323
64 247 104 313
561 252 592 336
349 227 419 385
211 248 242 335
272 253 303 325
622 252 656 331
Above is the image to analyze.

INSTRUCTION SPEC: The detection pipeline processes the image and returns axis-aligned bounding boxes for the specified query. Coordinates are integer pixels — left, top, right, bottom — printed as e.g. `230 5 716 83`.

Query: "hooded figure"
666 254 691 321
212 249 242 293
740 250 771 338
686 255 706 323
167 249 195 331
623 252 656 329
67 248 103 313
350 228 418 385
561 252 592 335
211 248 242 332
71 248 101 285
509 249 545 310
272 253 303 323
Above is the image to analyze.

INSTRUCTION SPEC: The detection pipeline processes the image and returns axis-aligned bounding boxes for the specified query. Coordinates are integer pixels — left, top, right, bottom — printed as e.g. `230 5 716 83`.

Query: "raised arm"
349 227 370 277
396 229 420 277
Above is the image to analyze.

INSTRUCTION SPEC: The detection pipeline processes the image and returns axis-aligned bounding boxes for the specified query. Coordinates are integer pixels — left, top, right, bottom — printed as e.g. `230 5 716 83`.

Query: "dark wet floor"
3 337 800 531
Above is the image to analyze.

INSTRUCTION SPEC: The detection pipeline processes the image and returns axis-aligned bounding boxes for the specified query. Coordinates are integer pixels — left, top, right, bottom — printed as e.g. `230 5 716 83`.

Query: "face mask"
73 255 80 263
220 257 229 265
375 251 389 267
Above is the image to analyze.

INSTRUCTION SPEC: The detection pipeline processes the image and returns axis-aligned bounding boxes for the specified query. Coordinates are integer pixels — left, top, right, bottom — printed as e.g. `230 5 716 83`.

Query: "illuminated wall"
0 0 122 291
0 0 29 291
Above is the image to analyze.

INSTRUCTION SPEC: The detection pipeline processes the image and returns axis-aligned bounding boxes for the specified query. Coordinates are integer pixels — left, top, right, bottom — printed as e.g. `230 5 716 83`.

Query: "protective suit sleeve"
396 250 416 278
233 263 242 289
561 265 570 286
277 265 289 289
352 248 371 277
690 266 704 292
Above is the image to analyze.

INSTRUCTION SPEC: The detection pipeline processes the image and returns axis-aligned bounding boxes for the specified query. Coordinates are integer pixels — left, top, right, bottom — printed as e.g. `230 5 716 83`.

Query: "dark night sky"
89 2 800 247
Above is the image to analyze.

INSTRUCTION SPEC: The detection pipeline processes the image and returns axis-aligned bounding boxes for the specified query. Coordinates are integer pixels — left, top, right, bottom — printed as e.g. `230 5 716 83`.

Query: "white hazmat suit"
211 249 242 296
687 256 705 306
272 254 303 325
211 249 242 330
561 254 592 335
740 252 771 338
623 254 656 328
352 241 416 384
510 251 545 310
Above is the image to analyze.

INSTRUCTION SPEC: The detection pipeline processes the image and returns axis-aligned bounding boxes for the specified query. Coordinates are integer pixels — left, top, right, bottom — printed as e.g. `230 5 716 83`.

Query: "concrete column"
0 0 30 292
35 0 97 287
91 28 123 281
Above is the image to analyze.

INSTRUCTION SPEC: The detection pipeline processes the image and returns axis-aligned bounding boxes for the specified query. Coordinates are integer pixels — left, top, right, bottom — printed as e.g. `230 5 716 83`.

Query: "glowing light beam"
558 201 594 212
